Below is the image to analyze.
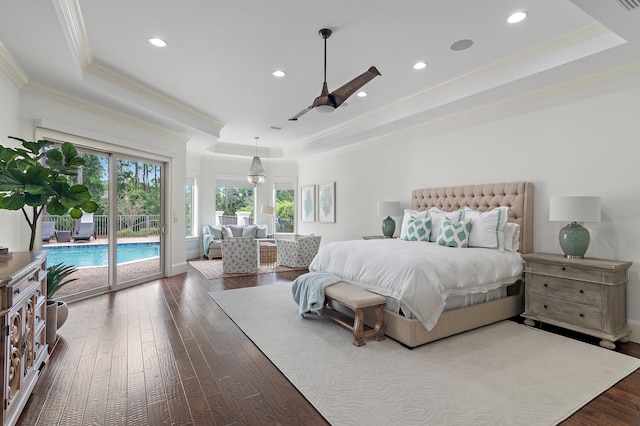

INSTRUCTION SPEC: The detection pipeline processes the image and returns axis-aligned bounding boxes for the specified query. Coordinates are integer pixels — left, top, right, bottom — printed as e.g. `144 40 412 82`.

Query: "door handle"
161 225 166 234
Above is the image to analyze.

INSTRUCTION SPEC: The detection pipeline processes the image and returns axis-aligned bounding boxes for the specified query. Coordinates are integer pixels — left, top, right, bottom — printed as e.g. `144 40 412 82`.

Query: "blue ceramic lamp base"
559 222 590 259
382 216 396 238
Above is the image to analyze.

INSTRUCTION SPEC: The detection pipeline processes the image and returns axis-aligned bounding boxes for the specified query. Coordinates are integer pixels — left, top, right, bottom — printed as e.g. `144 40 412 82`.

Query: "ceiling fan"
288 28 381 121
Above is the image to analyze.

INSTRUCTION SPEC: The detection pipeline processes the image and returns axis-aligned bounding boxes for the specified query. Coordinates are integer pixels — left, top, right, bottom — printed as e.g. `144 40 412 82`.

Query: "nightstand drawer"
529 296 601 330
528 261 604 282
528 274 602 307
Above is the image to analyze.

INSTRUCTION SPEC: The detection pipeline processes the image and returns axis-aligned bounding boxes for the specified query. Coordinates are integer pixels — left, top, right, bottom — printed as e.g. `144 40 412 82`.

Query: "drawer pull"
562 267 566 271
579 290 584 294
29 276 35 282
579 314 584 318
14 288 20 295
544 283 548 287
543 304 548 309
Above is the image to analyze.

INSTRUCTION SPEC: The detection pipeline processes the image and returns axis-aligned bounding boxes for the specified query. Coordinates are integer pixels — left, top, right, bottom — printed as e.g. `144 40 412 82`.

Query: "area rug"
189 259 306 279
209 283 640 425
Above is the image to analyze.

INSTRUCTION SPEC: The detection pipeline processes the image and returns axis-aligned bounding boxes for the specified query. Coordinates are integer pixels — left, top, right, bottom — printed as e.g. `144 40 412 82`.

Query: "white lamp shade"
261 205 275 215
549 196 601 222
377 201 402 217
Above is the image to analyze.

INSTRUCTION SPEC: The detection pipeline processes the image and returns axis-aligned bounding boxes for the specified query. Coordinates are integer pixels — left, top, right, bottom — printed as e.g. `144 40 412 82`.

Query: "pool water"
46 242 160 268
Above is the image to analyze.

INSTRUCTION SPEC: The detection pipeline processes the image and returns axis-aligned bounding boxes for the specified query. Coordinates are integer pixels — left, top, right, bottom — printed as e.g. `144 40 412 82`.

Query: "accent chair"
222 237 259 274
276 235 321 268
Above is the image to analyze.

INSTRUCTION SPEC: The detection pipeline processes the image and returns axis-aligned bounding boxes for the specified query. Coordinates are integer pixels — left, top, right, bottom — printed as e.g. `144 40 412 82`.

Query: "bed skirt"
328 281 525 348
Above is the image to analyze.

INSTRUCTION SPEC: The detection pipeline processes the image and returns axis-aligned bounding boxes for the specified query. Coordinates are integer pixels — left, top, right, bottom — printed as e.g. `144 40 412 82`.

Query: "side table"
521 252 632 349
56 230 71 243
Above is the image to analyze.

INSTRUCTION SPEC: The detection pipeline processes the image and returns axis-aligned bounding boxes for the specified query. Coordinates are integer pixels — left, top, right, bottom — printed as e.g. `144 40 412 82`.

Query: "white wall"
0 73 32 251
298 74 640 340
18 91 189 276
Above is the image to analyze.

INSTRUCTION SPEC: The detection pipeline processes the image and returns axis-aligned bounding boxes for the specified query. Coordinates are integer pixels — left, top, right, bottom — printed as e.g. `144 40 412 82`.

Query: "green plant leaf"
69 207 82 219
0 193 25 210
46 262 78 299
46 199 67 216
82 200 99 212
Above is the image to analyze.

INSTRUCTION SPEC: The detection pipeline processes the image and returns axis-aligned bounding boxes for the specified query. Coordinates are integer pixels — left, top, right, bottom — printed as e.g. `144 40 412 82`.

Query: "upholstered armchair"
276 235 321 268
222 237 259 274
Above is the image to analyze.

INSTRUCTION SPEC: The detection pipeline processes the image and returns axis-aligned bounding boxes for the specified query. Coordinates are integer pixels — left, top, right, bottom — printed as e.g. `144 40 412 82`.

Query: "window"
274 181 295 234
185 177 196 236
216 178 255 226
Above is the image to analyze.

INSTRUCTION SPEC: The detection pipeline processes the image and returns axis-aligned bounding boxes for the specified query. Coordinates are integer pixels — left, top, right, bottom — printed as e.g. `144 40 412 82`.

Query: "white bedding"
308 239 523 331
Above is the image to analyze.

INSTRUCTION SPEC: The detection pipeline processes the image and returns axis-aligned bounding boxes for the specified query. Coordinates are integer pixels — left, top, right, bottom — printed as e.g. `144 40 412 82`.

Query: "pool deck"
43 236 161 298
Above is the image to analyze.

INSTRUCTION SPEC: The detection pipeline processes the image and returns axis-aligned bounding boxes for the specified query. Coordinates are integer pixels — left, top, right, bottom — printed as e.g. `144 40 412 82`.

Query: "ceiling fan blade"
288 105 314 121
329 66 381 108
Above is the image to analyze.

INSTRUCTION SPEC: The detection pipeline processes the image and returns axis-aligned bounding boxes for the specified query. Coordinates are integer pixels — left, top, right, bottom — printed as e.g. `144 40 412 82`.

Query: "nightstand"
521 253 632 349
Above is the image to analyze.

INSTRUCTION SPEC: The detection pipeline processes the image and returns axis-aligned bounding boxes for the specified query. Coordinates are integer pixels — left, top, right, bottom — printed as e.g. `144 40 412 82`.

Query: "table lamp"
377 201 402 238
549 196 601 258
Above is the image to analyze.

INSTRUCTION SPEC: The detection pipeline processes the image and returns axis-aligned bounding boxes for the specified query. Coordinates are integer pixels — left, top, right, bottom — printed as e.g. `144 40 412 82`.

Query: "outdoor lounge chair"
72 222 95 242
42 221 55 242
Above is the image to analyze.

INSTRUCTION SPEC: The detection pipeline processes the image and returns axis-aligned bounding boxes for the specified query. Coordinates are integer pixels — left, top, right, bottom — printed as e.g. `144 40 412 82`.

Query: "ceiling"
1 0 639 159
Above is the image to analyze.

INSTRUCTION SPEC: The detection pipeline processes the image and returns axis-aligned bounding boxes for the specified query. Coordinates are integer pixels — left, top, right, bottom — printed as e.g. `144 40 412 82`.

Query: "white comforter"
308 239 523 331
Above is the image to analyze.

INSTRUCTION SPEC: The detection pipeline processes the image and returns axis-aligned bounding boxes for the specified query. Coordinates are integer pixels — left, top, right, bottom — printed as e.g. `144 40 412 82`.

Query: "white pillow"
222 226 234 239
436 218 472 248
402 217 432 242
462 206 510 250
503 222 520 252
242 225 257 238
428 208 465 242
400 209 429 240
255 225 268 238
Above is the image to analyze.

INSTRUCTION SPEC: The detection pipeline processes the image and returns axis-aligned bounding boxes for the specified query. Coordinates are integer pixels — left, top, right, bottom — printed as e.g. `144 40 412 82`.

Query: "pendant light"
247 136 266 185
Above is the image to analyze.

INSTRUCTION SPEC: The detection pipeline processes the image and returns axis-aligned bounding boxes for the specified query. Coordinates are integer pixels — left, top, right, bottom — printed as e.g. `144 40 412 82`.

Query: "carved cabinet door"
5 292 36 413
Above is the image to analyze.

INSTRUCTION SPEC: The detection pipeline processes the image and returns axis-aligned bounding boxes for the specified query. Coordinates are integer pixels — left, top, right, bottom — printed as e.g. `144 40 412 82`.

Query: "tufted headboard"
411 182 533 253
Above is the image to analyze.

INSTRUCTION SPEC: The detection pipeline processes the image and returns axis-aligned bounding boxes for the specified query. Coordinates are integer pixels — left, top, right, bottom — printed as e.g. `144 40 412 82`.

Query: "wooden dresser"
0 251 49 426
521 252 632 349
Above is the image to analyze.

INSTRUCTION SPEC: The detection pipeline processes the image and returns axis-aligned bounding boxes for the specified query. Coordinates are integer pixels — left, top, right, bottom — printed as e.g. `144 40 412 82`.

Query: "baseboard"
627 319 640 343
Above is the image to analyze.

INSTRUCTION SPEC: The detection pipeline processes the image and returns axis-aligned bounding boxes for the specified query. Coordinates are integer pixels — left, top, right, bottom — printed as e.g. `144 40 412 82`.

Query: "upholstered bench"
323 282 386 347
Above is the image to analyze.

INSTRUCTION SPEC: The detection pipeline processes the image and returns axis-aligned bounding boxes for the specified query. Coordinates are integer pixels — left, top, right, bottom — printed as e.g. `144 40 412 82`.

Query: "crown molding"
297 59 640 160
22 81 190 143
295 21 621 151
56 0 92 67
55 0 223 137
0 42 29 89
207 141 284 158
85 61 224 134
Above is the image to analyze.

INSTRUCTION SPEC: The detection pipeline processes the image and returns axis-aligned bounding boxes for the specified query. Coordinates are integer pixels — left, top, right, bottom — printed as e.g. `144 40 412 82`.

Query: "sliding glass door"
42 142 164 299
114 157 163 286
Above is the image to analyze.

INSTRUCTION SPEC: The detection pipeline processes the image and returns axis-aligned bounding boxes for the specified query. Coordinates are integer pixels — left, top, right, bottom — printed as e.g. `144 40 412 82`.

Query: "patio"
43 235 161 298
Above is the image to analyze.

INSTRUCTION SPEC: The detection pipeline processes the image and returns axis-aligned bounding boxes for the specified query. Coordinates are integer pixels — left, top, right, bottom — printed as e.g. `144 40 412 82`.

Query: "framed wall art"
317 182 336 223
300 185 316 222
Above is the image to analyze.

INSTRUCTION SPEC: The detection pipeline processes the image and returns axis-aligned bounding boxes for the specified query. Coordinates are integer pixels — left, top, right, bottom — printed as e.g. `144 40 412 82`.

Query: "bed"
309 181 533 348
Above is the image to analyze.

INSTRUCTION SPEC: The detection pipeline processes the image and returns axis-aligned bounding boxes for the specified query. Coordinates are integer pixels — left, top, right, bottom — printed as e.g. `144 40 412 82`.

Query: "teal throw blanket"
291 271 343 315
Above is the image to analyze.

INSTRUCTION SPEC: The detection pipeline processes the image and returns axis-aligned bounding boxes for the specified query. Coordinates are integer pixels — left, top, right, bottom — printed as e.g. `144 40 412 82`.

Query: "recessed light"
356 91 367 97
413 61 428 70
507 11 527 24
272 70 286 77
148 37 167 47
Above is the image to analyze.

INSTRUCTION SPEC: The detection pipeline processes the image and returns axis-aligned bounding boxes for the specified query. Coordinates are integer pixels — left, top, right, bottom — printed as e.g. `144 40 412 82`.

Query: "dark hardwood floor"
17 264 640 425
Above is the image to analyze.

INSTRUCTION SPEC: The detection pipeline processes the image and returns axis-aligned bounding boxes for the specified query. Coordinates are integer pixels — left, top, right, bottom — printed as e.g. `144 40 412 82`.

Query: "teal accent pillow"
437 218 472 248
402 217 432 242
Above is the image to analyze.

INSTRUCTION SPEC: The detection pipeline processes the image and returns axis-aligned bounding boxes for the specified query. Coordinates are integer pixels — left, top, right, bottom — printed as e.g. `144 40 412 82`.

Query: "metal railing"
43 214 161 238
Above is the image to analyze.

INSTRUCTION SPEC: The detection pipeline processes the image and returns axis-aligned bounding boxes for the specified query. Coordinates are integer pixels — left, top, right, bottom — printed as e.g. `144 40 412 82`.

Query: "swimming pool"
46 242 160 268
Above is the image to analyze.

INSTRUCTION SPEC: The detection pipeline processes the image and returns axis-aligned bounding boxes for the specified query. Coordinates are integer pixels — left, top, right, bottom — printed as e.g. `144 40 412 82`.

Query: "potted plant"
0 136 97 347
0 136 99 250
45 262 78 346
